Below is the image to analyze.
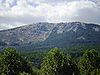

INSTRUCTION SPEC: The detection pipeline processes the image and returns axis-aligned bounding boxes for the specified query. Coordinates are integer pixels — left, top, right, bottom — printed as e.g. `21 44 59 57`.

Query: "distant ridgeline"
0 22 100 51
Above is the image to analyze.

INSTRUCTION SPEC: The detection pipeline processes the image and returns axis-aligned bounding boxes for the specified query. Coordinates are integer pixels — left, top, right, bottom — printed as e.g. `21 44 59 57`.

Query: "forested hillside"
0 22 100 75
0 22 100 50
0 48 100 75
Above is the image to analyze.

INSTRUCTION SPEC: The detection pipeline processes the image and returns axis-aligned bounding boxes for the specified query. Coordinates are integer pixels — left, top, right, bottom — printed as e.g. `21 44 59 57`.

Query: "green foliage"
0 48 34 75
0 47 100 75
40 48 78 75
21 51 46 68
19 71 31 75
78 49 100 75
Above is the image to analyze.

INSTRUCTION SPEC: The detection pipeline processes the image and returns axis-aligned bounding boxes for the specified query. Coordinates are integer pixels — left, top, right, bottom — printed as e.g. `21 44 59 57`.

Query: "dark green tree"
78 49 100 75
0 48 33 75
40 48 78 75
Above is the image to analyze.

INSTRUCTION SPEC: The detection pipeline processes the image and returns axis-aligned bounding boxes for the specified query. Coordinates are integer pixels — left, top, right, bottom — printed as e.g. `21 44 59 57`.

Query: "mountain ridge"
0 22 100 32
0 22 100 50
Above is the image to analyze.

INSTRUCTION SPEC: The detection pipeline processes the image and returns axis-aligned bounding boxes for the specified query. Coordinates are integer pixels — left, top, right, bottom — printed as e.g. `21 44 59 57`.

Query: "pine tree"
0 48 33 75
40 48 78 75
78 49 100 75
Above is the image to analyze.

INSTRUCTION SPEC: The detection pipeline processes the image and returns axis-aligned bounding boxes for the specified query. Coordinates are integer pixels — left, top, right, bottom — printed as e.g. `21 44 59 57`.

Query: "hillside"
0 22 100 50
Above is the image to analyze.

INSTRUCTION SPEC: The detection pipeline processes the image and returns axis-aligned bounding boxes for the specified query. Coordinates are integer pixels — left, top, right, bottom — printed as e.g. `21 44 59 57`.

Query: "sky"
0 0 100 30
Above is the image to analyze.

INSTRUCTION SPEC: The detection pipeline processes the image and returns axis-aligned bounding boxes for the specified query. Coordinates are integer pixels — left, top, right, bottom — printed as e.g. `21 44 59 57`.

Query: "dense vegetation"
0 48 39 75
0 47 100 75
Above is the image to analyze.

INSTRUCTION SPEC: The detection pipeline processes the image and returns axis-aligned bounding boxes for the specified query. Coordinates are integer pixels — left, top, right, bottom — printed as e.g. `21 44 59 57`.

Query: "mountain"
0 22 54 45
0 22 100 50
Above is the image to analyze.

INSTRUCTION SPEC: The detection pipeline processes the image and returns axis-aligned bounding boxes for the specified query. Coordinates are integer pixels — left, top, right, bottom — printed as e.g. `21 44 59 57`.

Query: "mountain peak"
0 22 100 50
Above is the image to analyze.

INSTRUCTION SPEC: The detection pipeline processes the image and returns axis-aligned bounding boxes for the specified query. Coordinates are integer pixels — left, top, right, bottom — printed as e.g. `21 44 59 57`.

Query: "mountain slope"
0 22 54 46
40 22 100 48
0 22 100 50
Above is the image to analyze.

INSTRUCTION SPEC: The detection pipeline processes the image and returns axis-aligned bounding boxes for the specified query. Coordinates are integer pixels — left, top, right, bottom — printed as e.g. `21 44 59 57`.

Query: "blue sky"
0 0 100 30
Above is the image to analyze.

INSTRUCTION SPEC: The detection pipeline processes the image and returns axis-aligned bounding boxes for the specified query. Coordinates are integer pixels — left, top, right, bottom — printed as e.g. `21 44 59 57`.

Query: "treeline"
0 48 100 75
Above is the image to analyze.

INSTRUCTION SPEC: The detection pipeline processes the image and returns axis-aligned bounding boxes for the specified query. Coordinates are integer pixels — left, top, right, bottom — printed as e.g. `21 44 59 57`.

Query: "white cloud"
45 0 100 23
0 0 100 30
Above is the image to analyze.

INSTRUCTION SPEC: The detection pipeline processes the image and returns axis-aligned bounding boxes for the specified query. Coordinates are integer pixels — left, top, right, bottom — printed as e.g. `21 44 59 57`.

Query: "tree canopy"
40 48 79 75
0 47 100 75
0 48 33 75
78 49 100 75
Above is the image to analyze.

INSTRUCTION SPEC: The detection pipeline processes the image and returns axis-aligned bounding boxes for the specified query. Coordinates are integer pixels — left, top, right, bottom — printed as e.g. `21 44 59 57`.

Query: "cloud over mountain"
0 0 100 30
